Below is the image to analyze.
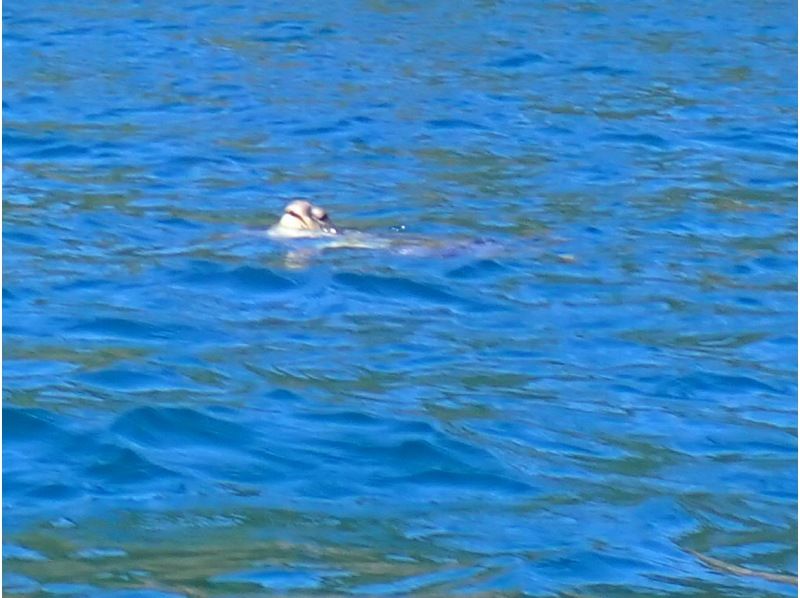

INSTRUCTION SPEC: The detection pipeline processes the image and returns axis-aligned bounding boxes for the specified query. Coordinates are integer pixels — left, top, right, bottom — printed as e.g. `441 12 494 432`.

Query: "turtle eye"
311 207 328 221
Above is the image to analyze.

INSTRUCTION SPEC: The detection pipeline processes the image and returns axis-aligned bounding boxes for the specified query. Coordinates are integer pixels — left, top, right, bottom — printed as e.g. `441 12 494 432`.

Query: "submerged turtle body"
310 229 501 258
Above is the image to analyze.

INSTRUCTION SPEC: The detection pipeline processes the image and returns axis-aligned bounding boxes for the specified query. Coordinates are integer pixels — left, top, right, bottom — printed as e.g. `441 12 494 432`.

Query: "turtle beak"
311 213 338 235
319 222 338 234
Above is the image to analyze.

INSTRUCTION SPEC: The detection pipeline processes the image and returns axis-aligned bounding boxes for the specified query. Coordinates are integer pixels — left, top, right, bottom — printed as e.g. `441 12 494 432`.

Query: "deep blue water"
3 0 797 595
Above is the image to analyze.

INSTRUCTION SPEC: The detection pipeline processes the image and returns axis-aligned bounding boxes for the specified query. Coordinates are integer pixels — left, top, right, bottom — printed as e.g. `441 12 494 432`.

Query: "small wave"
379 470 532 494
112 406 258 450
68 317 175 340
85 445 179 485
3 408 68 444
179 261 301 294
332 271 497 312
487 52 545 69
426 119 488 130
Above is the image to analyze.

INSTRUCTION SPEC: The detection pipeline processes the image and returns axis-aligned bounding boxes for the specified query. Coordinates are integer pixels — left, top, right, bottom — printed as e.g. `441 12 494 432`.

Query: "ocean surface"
3 0 797 595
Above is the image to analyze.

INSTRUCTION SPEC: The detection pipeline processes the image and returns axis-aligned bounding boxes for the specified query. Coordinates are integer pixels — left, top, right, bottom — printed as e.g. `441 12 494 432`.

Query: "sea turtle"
266 199 505 267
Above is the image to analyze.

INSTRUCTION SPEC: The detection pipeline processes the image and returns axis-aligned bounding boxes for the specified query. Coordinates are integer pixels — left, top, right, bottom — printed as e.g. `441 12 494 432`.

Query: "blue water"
4 0 797 595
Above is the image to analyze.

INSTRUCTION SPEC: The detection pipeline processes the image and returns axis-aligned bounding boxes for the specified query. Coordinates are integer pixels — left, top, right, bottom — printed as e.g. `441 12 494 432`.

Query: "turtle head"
276 200 338 236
